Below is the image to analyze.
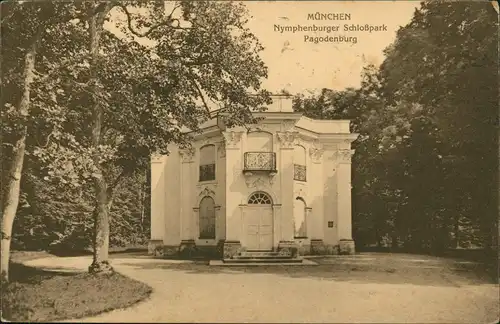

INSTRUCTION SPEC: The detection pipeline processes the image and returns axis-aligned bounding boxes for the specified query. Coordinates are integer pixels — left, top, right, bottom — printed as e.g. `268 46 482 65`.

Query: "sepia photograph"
1 0 498 322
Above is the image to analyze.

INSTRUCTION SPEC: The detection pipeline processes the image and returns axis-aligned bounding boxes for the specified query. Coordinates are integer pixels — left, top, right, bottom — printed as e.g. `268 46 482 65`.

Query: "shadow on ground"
13 250 497 288
119 253 497 288
3 261 152 323
47 247 148 257
7 262 78 284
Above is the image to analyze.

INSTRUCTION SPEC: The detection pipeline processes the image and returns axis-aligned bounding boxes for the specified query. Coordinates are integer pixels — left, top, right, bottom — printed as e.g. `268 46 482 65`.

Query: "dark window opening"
199 164 215 182
294 164 306 182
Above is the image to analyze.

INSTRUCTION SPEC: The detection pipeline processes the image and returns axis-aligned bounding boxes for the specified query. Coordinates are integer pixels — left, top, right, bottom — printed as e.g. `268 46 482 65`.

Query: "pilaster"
277 131 298 242
308 141 326 255
309 141 324 240
192 207 200 238
323 148 338 246
179 148 195 241
215 205 222 241
150 155 165 242
305 207 312 238
335 148 355 254
223 130 243 242
272 204 282 248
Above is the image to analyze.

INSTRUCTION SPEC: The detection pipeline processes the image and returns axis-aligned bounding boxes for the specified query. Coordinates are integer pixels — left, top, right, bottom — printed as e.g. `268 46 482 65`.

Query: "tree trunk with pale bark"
87 3 114 274
88 177 113 273
1 29 41 283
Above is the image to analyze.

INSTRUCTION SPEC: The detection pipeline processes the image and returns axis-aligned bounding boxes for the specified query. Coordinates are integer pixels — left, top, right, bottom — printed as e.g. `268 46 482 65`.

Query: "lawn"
2 251 152 322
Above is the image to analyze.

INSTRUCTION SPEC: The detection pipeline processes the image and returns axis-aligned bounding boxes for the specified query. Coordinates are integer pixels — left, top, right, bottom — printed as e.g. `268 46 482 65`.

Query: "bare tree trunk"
140 170 147 231
87 3 114 274
1 134 27 283
453 214 460 249
391 235 399 250
88 177 113 273
1 29 41 283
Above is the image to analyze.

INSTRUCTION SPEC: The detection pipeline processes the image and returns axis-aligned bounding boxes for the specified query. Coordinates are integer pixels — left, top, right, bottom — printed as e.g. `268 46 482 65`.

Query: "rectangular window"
294 164 306 181
199 164 215 182
199 145 216 182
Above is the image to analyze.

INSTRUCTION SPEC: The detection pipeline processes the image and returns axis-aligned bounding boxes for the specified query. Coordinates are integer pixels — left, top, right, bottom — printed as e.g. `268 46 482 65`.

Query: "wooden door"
245 206 273 251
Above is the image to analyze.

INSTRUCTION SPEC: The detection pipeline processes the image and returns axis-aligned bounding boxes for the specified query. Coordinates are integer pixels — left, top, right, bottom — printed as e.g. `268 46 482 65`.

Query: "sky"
243 1 421 94
106 1 421 95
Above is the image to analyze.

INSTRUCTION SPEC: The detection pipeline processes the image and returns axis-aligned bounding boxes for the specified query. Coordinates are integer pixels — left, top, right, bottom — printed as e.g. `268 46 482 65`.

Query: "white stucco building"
149 95 358 260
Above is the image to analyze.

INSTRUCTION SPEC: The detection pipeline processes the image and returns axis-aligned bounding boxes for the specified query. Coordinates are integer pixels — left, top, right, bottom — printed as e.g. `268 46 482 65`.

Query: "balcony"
243 152 277 174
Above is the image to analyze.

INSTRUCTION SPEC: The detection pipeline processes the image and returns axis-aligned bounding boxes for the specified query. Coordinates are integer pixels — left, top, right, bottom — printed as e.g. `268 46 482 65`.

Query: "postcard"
1 1 498 323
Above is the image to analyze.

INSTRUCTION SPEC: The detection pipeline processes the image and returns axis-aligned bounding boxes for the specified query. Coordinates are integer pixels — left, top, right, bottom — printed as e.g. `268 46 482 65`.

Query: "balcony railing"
243 152 277 172
294 164 306 181
199 164 216 182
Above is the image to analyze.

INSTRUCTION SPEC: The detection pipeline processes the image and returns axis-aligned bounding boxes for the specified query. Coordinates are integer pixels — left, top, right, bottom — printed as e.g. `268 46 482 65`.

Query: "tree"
3 0 272 277
293 1 497 256
11 162 150 253
1 1 89 282
378 0 498 251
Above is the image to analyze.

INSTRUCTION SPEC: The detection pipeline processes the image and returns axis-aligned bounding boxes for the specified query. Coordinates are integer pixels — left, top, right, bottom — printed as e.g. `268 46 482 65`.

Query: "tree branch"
189 73 211 115
117 4 191 38
37 128 55 148
107 168 129 198
167 1 182 18
0 5 17 25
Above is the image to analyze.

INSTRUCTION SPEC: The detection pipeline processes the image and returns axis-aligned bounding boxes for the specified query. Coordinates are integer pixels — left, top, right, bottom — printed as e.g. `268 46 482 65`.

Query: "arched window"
294 145 306 182
199 196 216 239
199 144 216 182
248 191 273 205
293 197 307 238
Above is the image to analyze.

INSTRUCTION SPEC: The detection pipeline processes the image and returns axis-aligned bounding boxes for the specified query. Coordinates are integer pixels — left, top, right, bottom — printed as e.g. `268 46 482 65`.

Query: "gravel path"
24 253 499 323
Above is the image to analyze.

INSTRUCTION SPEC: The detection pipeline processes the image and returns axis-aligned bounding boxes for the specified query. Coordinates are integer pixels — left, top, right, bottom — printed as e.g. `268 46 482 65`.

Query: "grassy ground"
2 251 152 322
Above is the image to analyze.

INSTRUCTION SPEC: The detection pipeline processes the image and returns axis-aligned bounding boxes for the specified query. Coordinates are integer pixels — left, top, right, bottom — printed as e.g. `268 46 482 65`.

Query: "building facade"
149 95 358 259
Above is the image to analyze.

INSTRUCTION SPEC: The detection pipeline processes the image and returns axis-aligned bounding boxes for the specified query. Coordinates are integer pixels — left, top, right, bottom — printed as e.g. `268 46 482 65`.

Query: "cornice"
318 133 359 143
251 112 303 120
294 127 359 144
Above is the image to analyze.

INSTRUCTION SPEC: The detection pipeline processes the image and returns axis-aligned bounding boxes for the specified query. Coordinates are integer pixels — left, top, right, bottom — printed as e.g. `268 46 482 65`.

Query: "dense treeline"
11 164 151 252
294 1 498 254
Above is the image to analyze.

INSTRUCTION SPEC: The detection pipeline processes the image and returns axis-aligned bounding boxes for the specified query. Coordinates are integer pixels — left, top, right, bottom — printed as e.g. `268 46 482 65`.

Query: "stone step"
238 251 282 257
223 257 303 264
235 252 297 259
233 255 295 260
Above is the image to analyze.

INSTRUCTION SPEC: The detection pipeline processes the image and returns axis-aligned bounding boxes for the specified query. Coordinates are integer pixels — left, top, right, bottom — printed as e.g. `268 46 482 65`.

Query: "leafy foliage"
2 0 271 270
294 1 498 253
12 164 150 251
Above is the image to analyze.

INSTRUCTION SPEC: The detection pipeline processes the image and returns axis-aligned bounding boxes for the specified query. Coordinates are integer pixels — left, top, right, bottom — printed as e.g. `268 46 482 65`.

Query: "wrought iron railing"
199 224 216 239
294 164 306 181
199 164 216 182
243 152 277 172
